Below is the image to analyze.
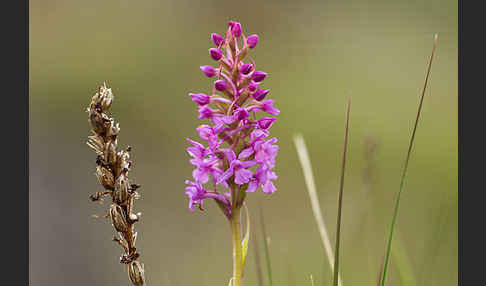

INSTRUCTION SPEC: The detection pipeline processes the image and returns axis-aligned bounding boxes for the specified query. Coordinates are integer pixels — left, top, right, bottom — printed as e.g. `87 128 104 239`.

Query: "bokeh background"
29 0 457 285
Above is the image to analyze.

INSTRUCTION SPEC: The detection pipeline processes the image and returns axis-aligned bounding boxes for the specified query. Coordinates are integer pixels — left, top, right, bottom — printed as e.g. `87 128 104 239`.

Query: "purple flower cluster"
185 21 279 215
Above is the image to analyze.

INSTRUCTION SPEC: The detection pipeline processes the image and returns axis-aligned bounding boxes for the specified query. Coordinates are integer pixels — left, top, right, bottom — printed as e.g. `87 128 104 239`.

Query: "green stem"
231 206 243 286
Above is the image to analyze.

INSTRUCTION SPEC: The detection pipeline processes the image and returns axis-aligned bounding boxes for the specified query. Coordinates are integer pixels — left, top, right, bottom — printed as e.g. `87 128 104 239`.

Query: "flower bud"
200 65 216 77
209 48 222 61
114 174 130 205
96 166 115 189
257 117 276 130
211 33 224 46
110 204 129 233
252 89 269 101
128 261 146 286
240 64 253 75
214 80 227 91
251 71 267 82
248 81 259 92
246 34 259 49
233 107 249 121
189 93 210 106
198 105 213 120
230 21 242 38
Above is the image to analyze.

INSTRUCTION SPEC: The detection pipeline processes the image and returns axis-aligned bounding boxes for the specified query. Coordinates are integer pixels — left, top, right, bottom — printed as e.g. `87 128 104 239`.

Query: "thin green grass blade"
380 34 438 286
259 205 273 286
332 94 352 286
293 134 343 286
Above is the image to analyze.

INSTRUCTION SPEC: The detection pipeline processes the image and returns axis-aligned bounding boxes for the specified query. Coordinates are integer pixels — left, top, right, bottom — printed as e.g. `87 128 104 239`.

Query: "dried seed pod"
87 134 104 156
100 87 114 111
101 96 113 111
104 140 117 165
114 174 129 205
96 166 115 189
128 261 145 286
100 112 111 124
89 93 99 109
129 212 141 222
89 110 105 134
116 150 131 175
132 232 138 245
106 121 120 138
110 204 129 233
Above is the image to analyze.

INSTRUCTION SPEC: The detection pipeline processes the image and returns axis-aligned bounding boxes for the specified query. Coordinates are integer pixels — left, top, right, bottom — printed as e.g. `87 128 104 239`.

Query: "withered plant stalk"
86 83 146 286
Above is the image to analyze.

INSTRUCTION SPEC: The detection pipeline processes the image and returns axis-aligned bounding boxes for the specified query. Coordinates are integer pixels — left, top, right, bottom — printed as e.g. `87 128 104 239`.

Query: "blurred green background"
29 0 457 285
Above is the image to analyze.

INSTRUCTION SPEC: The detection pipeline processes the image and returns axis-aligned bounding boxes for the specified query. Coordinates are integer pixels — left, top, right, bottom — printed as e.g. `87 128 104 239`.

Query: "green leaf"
241 203 250 270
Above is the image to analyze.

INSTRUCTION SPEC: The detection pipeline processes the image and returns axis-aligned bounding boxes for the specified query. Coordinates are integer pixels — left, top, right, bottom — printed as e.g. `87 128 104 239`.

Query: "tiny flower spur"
185 21 279 286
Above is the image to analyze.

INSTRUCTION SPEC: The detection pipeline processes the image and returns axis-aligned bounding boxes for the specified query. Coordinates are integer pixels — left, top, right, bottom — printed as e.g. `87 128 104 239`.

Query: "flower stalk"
231 206 243 286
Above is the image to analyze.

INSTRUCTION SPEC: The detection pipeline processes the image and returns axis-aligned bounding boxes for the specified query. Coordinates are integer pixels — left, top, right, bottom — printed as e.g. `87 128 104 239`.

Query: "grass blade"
259 205 273 286
380 34 438 286
332 94 352 286
293 134 343 286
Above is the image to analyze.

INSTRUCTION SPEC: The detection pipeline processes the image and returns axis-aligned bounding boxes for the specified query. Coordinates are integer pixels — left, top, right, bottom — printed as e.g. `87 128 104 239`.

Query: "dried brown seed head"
87 83 146 285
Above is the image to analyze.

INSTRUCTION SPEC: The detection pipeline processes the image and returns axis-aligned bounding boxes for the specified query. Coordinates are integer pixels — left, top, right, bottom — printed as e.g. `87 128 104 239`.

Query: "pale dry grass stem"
293 134 343 286
86 83 146 286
